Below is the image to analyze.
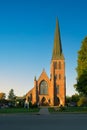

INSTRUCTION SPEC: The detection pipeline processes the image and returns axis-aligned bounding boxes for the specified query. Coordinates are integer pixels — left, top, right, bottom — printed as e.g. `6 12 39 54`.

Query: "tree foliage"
75 71 87 95
75 37 87 95
66 94 79 104
77 96 87 106
71 94 80 102
8 89 16 100
0 92 6 100
76 37 87 77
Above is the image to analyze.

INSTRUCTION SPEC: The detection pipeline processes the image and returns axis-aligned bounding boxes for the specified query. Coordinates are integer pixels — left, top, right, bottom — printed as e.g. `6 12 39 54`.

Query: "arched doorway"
55 96 60 106
41 97 48 106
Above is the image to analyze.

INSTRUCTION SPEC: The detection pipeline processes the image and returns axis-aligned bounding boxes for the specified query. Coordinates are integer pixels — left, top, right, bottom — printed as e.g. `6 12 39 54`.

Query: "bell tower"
50 18 66 106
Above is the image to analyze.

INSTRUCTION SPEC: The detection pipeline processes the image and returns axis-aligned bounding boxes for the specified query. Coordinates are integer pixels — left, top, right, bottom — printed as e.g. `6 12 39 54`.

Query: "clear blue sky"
0 0 87 97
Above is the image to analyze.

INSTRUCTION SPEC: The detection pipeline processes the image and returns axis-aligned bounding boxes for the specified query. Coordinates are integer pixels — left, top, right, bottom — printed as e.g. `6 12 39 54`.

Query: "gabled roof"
38 69 50 82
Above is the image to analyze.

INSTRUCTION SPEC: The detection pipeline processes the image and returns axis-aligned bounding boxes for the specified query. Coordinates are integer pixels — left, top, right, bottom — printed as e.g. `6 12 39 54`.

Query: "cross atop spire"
52 17 64 60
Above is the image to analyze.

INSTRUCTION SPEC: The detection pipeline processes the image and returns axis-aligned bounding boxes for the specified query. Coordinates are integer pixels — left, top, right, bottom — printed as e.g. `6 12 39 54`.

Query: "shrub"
29 102 32 108
29 102 38 108
77 97 87 106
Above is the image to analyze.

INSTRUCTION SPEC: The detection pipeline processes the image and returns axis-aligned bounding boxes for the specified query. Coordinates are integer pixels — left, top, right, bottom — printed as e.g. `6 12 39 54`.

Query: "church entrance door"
41 97 48 106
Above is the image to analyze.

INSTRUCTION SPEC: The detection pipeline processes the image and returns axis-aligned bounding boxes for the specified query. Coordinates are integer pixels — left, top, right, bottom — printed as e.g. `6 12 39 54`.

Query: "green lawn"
0 108 40 114
48 106 87 113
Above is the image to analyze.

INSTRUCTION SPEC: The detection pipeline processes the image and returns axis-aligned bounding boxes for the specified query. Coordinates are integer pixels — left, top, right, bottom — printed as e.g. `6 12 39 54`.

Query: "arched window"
40 80 48 95
56 85 59 94
54 62 57 69
59 61 61 69
59 74 61 79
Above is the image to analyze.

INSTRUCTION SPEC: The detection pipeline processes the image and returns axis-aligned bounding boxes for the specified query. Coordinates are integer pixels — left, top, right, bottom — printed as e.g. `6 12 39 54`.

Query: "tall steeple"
52 18 64 60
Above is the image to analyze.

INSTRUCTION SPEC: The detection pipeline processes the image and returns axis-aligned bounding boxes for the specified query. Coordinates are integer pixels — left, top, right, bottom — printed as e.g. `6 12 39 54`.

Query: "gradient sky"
0 0 87 97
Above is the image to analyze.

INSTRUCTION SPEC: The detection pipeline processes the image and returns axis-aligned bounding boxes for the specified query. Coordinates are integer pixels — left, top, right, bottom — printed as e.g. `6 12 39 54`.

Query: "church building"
26 18 66 106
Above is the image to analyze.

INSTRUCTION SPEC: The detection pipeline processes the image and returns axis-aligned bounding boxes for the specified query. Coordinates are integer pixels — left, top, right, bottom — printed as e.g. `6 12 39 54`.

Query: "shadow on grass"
0 108 40 114
48 106 87 113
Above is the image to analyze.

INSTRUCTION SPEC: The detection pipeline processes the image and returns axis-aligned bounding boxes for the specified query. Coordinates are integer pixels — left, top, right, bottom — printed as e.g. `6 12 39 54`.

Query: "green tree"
77 96 87 106
71 94 80 102
75 37 87 95
66 96 72 104
0 92 6 100
75 71 87 95
76 37 87 77
66 94 79 105
8 89 16 100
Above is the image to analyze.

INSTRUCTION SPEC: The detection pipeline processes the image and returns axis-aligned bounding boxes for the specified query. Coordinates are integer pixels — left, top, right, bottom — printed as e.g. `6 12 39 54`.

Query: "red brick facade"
26 19 66 106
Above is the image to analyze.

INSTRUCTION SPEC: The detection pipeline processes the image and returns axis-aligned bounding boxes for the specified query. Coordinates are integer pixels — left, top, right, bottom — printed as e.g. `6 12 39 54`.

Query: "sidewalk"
38 107 50 115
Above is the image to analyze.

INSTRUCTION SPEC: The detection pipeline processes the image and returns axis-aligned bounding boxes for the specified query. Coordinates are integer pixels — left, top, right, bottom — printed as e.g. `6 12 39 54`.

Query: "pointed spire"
52 17 64 60
43 68 45 72
34 76 36 81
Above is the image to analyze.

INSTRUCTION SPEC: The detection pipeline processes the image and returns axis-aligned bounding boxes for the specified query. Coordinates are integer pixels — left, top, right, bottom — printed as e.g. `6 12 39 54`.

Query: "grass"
1 106 87 114
0 107 40 114
48 106 87 113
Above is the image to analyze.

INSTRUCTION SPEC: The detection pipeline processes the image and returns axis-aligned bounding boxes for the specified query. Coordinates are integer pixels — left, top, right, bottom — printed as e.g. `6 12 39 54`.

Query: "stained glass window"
40 80 48 95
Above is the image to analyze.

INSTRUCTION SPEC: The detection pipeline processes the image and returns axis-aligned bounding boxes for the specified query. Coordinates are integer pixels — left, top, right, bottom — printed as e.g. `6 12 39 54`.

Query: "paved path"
39 107 50 115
